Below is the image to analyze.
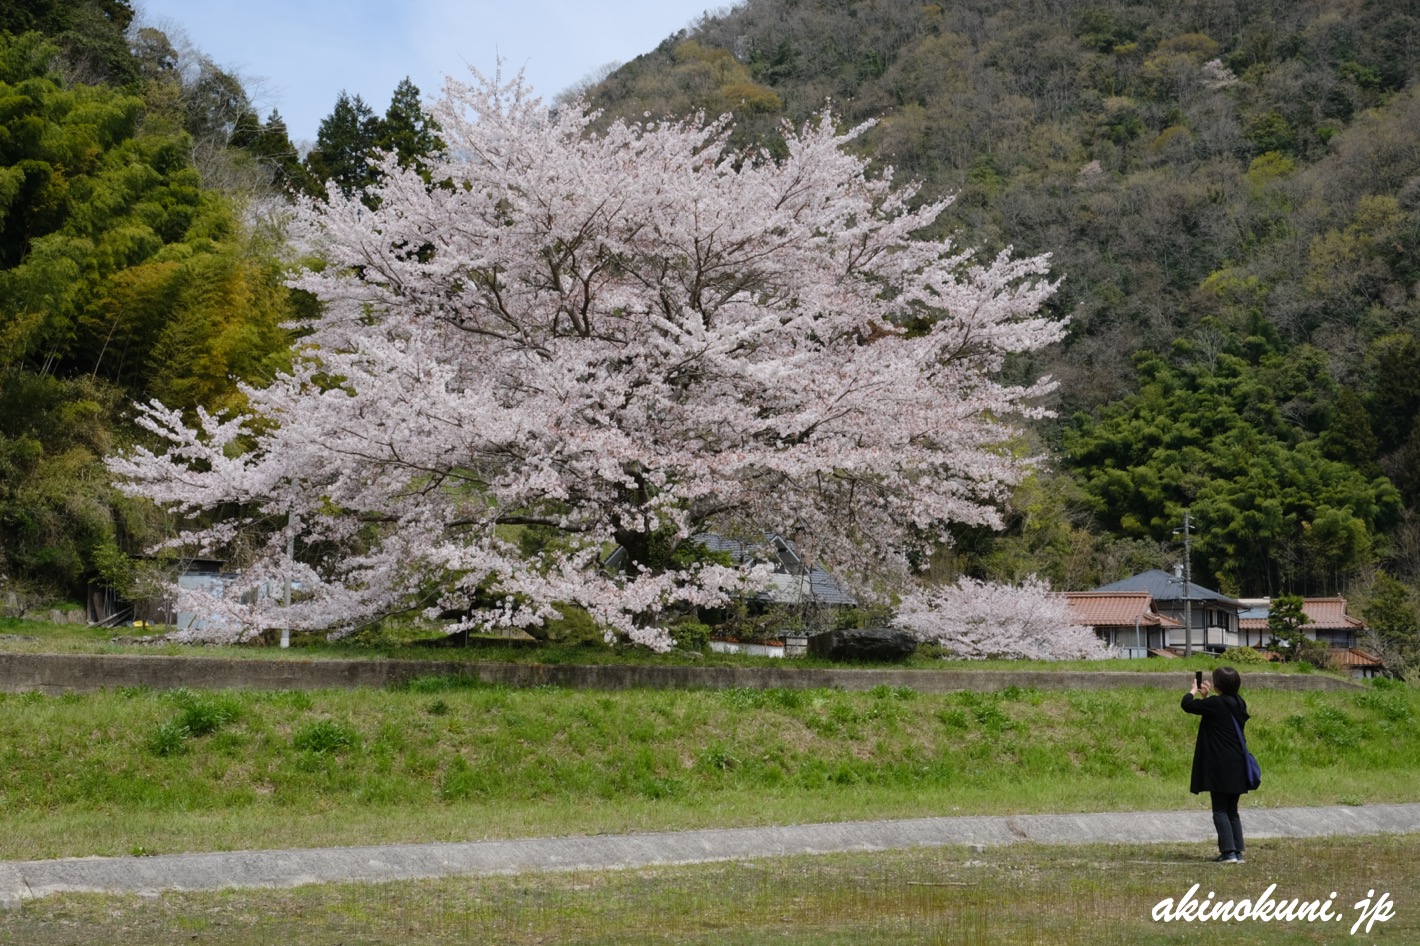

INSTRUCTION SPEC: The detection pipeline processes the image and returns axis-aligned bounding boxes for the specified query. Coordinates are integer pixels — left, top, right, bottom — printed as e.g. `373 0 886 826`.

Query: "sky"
132 1 731 144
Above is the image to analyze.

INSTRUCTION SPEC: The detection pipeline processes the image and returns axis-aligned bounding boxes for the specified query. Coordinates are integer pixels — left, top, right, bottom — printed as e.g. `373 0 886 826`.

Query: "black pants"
1210 792 1243 854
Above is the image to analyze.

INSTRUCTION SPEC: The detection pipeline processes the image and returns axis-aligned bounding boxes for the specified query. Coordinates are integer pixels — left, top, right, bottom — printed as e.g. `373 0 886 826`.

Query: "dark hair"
1212 666 1241 696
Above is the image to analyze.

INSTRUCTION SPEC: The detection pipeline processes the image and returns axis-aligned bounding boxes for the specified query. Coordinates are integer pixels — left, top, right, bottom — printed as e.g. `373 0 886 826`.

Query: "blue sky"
133 1 729 144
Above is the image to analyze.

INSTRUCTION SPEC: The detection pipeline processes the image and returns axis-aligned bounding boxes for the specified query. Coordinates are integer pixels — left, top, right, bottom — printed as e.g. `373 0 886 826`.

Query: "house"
1237 596 1381 675
1237 597 1367 648
1093 568 1245 652
1062 591 1181 658
602 533 856 609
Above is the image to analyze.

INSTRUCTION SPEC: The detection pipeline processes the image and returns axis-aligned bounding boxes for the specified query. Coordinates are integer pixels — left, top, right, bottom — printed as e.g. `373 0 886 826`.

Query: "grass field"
3 835 1414 944
1 674 1415 861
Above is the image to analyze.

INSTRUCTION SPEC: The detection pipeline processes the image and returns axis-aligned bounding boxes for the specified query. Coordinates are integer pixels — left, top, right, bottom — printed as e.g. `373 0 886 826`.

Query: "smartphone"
1195 670 1204 688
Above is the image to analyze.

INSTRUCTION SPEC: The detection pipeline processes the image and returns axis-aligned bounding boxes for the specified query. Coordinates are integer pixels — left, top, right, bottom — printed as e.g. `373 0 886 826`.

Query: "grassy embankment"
1 673 1415 861
3 835 1415 945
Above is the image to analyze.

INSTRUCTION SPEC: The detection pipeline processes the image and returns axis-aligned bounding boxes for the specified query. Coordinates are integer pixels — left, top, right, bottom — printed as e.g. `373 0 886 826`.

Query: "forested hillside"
588 0 1420 600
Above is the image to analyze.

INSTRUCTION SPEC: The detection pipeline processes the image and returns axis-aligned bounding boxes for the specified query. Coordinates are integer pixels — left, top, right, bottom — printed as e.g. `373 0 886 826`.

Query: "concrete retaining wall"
0 652 1363 695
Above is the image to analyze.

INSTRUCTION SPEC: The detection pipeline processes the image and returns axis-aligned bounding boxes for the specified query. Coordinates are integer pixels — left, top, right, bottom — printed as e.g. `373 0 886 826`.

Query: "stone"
808 627 917 662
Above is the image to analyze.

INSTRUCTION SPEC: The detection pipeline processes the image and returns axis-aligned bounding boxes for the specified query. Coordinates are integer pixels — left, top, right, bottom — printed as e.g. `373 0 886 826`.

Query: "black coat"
1182 692 1251 795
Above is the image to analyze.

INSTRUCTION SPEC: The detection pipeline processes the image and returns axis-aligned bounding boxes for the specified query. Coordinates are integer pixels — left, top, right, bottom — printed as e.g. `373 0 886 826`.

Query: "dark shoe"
1212 852 1242 863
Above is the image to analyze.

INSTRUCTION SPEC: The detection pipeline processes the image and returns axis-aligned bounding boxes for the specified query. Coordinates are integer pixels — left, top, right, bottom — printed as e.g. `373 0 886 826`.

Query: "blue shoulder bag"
1228 703 1261 791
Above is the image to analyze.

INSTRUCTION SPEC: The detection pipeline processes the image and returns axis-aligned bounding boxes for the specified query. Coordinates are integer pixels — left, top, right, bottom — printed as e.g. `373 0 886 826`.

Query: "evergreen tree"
1267 593 1319 663
375 77 443 175
304 91 381 198
247 110 313 195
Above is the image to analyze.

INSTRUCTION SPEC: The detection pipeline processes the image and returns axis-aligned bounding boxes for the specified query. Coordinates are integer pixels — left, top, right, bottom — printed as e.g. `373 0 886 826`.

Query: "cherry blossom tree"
896 577 1111 660
110 70 1066 649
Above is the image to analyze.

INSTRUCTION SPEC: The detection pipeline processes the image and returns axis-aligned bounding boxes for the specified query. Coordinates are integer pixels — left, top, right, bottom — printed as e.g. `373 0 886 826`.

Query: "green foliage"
0 32 297 599
1267 593 1312 661
536 604 606 646
1363 572 1420 678
0 3 137 85
374 78 443 176
1 681 1416 857
0 372 159 595
671 620 711 652
166 688 241 737
1065 342 1401 593
303 91 380 198
1221 646 1269 665
147 689 241 755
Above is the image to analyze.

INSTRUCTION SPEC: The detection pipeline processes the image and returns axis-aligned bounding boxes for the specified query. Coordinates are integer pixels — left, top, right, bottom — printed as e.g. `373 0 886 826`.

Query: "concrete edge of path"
5 803 1419 909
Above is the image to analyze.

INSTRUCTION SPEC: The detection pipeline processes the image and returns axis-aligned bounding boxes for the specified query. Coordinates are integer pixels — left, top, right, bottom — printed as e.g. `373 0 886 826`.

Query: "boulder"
808 627 917 662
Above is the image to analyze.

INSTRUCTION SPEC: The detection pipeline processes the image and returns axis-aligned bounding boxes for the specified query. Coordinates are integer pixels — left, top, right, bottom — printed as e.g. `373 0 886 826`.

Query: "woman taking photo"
1182 666 1251 863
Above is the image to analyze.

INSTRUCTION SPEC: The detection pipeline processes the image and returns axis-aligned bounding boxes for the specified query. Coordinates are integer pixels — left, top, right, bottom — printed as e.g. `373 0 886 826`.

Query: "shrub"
672 621 711 652
1222 646 1269 664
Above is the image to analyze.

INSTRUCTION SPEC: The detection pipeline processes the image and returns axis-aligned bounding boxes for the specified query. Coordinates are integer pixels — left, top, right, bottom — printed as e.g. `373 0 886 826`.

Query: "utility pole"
1179 510 1193 657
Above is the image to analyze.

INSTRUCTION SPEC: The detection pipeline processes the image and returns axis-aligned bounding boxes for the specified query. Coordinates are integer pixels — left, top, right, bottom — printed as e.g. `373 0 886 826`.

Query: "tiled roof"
1094 570 1244 608
1332 648 1383 668
1062 592 1181 628
1297 597 1366 630
1236 597 1365 631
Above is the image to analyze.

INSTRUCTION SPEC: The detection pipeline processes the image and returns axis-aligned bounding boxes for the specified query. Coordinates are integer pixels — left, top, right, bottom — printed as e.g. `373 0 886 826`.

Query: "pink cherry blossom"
897 577 1112 660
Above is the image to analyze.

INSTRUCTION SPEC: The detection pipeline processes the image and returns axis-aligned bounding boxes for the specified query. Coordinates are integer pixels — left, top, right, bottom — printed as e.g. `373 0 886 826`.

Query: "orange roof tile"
1239 598 1365 632
1300 598 1365 630
1332 648 1383 668
1062 592 1181 628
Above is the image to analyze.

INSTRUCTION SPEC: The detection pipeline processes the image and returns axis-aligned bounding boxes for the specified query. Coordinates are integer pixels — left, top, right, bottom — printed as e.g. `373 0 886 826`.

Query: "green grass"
3 835 1415 944
1 679 1416 861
